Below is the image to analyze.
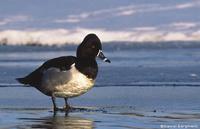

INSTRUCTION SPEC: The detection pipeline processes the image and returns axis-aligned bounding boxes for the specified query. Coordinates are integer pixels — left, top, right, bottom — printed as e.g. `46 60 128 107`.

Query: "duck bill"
97 50 111 63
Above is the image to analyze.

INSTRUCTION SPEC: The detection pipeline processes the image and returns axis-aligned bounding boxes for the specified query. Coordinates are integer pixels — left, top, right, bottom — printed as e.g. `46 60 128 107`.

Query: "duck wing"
16 56 76 86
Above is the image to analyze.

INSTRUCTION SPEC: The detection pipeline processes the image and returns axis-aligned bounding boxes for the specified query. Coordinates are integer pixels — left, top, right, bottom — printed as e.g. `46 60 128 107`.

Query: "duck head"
77 34 111 63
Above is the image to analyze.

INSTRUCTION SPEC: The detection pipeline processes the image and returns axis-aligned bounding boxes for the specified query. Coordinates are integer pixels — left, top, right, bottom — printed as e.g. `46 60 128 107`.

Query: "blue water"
1 43 200 129
1 43 200 87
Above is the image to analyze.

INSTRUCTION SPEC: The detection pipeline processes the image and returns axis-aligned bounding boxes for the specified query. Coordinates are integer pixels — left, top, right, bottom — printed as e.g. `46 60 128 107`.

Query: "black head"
77 33 110 63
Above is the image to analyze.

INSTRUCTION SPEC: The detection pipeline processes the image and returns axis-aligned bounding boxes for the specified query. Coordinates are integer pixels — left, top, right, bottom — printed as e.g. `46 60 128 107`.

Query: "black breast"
75 58 98 79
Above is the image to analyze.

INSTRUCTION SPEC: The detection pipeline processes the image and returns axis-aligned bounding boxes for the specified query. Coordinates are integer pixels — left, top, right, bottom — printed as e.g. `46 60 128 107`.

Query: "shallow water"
0 45 200 128
1 86 200 129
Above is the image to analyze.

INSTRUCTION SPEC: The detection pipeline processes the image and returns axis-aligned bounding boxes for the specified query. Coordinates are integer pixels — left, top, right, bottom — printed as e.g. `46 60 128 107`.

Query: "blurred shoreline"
1 41 200 52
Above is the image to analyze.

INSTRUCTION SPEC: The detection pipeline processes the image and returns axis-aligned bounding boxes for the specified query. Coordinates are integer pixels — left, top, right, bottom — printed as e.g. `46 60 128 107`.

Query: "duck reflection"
20 114 94 129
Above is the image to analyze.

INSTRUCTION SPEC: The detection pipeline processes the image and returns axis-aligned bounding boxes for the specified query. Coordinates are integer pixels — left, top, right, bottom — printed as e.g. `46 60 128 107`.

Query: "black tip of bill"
104 58 111 63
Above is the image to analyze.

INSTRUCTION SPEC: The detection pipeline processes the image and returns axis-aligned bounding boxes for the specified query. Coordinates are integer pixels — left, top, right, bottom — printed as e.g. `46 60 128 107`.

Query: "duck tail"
16 77 29 85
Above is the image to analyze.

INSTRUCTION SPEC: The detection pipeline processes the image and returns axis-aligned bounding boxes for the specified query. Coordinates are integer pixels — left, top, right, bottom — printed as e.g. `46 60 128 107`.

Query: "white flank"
41 65 94 98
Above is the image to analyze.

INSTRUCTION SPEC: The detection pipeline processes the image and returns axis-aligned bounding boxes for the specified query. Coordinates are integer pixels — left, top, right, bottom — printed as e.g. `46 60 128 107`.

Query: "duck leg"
51 96 59 112
64 98 70 110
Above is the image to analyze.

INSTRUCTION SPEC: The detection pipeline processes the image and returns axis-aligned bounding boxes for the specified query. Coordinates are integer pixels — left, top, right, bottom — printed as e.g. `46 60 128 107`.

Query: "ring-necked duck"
16 33 110 111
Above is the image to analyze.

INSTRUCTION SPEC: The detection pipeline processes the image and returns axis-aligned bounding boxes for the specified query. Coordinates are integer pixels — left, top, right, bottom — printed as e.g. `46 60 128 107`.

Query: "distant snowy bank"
0 28 200 46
